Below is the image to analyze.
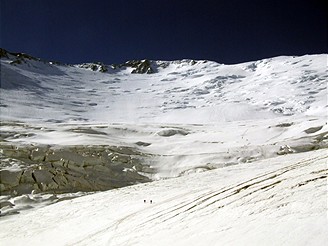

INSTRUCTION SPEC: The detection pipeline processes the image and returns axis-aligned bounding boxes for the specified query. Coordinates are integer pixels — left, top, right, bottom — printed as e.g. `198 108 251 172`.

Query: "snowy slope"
0 150 327 246
0 50 327 124
0 50 327 176
0 49 327 245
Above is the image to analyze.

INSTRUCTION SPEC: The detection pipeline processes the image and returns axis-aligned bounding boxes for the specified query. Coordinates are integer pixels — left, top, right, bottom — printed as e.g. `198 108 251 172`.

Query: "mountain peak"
0 48 41 64
115 59 155 74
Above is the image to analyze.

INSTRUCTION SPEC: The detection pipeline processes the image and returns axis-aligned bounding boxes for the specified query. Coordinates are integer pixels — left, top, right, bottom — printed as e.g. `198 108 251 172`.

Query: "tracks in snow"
89 152 327 245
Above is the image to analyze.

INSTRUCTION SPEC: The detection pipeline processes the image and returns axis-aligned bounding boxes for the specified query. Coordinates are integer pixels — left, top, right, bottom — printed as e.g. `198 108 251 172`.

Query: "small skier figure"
144 200 146 203
150 200 152 204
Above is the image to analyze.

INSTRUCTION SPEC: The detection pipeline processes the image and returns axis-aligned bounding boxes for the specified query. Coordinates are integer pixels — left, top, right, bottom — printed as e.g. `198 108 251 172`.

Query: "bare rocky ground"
0 140 156 216
0 144 153 196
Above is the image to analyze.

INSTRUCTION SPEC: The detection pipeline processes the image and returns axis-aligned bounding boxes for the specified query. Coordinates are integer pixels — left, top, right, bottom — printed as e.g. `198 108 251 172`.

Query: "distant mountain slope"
1 48 326 124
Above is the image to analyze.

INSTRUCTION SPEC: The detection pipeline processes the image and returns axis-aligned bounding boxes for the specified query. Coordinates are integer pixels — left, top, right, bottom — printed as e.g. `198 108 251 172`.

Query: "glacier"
0 48 327 245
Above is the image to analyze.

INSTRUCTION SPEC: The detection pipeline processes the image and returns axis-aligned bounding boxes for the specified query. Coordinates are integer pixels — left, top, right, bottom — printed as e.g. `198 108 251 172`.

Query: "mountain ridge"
1 48 326 124
0 48 206 74
2 47 326 75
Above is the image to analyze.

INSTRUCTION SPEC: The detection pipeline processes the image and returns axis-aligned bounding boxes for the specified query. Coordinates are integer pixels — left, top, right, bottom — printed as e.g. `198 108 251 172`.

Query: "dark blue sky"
1 0 327 64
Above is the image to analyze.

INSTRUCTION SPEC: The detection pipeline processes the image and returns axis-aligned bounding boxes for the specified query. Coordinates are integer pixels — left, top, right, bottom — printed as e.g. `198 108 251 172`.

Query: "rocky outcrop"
0 48 41 65
0 48 62 66
1 48 201 75
277 145 294 155
276 131 328 155
0 48 9 58
77 62 108 72
157 128 189 137
113 59 155 74
128 60 154 74
304 126 323 134
76 60 155 74
0 144 154 196
0 170 23 188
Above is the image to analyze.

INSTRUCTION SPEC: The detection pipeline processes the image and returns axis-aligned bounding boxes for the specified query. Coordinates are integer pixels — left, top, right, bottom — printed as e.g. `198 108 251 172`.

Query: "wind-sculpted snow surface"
0 150 327 245
0 50 326 123
0 49 327 244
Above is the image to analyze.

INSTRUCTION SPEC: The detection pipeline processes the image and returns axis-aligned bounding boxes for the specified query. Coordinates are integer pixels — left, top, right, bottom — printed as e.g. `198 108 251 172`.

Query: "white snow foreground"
0 149 327 246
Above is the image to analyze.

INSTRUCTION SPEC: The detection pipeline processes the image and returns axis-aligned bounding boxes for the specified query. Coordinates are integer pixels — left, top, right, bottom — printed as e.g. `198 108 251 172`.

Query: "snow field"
0 51 327 245
0 150 327 245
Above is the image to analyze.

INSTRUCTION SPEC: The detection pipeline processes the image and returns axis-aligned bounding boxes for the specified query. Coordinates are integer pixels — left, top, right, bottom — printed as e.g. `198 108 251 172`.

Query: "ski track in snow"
0 52 327 245
0 150 327 245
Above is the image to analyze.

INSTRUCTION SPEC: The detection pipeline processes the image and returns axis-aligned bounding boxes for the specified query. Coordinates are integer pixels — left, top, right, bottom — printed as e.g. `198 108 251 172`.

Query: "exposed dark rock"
14 183 38 194
77 63 108 73
1 48 65 68
291 144 320 153
32 170 54 185
0 48 41 66
135 141 152 147
304 126 323 134
0 144 152 196
0 170 23 187
276 122 294 127
157 129 189 137
0 48 9 58
129 60 154 74
277 145 294 155
114 59 156 74
0 200 14 209
29 148 47 162
11 52 39 61
20 169 36 184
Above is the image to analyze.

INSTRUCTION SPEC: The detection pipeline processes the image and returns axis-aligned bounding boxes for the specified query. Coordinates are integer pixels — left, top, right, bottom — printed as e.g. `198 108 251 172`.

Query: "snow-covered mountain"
1 48 326 123
0 48 327 245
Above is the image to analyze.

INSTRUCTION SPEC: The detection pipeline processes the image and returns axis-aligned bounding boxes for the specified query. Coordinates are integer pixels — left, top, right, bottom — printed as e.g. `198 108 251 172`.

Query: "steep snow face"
1 51 327 124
